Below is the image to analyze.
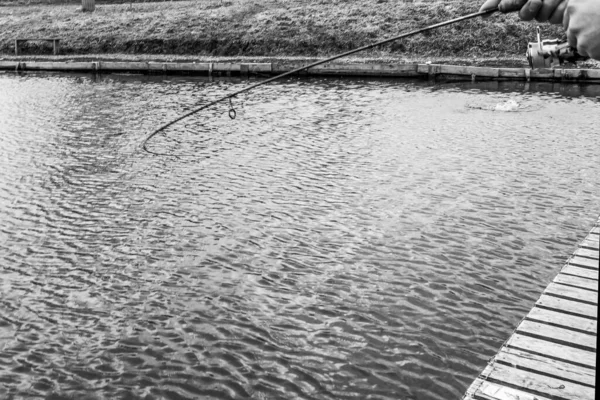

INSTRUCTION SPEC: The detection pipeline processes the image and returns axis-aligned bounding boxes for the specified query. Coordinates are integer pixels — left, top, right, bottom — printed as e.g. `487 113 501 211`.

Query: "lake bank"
0 0 571 61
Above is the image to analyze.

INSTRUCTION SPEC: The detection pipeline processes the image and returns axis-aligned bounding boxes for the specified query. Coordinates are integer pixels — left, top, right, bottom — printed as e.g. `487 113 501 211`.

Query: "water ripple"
0 73 599 400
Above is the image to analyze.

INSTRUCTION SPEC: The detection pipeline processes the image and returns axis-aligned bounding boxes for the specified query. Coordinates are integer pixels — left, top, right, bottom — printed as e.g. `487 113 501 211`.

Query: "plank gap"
560 271 598 281
553 280 598 293
472 381 553 400
573 252 599 261
525 316 597 336
554 274 598 291
494 347 596 387
506 344 596 370
514 329 596 353
483 376 575 400
568 259 599 271
535 304 597 321
493 360 596 388
560 264 598 281
580 245 599 252
508 333 596 367
527 307 597 334
544 291 597 306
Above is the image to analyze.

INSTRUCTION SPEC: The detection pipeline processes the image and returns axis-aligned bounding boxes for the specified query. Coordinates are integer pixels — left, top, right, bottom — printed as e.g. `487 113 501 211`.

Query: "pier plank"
553 273 598 291
473 381 552 400
536 294 597 318
526 307 597 333
464 217 599 400
494 347 596 387
543 282 598 304
515 320 596 350
463 378 485 399
574 247 599 260
507 333 596 368
585 231 599 239
568 256 598 269
580 237 599 250
482 363 595 400
561 265 598 280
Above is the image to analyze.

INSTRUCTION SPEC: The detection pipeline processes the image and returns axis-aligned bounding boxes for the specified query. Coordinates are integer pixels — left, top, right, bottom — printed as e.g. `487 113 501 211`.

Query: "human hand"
479 0 566 23
564 0 600 59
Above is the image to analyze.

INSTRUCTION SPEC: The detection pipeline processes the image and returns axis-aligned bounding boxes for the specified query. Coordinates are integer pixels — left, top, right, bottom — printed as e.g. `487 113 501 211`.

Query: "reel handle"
553 41 588 63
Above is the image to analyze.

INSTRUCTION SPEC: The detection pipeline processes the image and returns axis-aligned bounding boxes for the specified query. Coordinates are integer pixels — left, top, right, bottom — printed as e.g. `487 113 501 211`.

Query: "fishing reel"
526 27 587 69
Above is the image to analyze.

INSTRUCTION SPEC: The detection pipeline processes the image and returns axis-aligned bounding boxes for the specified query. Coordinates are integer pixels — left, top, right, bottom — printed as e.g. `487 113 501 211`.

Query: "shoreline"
3 0 600 75
1 54 531 68
3 56 600 83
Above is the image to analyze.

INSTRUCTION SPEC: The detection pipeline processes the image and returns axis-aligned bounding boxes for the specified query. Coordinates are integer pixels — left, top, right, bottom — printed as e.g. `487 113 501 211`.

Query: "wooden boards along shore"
463 216 599 400
2 60 600 82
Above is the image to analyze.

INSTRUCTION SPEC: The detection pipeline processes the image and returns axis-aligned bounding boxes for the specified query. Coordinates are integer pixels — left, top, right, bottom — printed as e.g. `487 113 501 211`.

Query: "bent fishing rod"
142 6 500 154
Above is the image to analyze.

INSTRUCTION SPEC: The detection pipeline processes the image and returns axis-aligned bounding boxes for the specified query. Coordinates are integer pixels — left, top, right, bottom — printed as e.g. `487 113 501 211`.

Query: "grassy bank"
0 0 566 61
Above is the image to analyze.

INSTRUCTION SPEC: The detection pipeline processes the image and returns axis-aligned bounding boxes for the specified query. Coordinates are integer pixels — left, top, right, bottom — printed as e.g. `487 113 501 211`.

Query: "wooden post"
240 64 249 77
14 39 20 56
81 0 95 12
52 39 59 55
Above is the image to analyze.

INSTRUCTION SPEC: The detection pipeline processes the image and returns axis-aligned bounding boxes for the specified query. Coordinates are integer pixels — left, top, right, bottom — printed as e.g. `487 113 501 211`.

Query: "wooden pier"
463 216 598 400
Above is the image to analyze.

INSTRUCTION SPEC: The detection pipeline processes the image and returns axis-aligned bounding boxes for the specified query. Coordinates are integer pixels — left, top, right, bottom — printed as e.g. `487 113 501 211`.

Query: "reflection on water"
0 72 599 400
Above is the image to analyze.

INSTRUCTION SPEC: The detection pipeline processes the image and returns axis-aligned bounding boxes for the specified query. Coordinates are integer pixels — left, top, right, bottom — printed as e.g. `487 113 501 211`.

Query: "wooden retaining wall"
462 216 598 400
2 60 600 82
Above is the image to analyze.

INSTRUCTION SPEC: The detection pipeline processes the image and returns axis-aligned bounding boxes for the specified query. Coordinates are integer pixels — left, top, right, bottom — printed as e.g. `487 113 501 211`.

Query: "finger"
497 0 528 13
548 0 568 24
566 30 579 52
562 3 571 29
480 0 501 17
479 0 501 12
574 40 590 58
535 0 564 22
576 46 590 58
519 0 544 20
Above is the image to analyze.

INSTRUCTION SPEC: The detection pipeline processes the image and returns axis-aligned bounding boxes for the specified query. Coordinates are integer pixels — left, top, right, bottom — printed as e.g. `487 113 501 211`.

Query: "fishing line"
142 7 499 155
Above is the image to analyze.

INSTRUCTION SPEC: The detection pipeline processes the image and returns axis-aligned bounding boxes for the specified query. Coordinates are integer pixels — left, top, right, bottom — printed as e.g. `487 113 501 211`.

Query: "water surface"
0 72 599 400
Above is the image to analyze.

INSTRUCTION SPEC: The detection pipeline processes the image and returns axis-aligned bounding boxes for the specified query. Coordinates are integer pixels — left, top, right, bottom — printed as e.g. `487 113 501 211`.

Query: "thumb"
480 0 502 18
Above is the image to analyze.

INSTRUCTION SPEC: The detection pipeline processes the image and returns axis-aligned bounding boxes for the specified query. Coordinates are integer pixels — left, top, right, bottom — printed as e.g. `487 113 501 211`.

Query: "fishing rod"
142 6 500 155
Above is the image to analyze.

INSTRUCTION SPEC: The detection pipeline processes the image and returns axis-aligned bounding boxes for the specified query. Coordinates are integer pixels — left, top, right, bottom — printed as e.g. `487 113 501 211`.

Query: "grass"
0 0 567 60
